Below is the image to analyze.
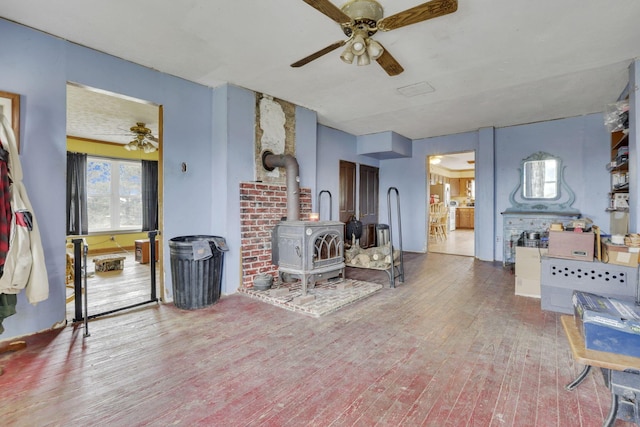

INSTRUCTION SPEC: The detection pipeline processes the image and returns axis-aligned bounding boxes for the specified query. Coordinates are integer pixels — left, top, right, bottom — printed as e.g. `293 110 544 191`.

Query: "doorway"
427 151 475 257
339 161 379 249
65 83 163 321
359 164 379 248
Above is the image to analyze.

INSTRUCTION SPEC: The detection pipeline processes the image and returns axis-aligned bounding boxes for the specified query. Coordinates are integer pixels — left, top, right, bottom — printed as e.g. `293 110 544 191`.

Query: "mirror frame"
504 151 579 214
522 154 560 200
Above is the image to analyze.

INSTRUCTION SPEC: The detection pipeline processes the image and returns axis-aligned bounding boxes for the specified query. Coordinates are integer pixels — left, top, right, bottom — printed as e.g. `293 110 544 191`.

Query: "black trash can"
168 235 229 310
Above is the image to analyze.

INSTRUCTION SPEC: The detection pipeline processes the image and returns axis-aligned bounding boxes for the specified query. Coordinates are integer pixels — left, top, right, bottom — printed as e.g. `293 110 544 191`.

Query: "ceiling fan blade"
375 45 404 76
301 0 352 25
291 40 346 68
377 0 458 32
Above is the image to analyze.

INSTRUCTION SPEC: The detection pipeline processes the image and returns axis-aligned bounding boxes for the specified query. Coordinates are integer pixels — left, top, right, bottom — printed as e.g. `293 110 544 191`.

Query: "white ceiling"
2 0 640 142
432 151 474 171
66 84 159 144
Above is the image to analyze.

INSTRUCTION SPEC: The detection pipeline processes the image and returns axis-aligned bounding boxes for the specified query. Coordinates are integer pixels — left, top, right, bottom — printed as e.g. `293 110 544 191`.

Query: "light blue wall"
379 114 609 261
67 41 217 301
213 84 255 297
380 132 480 254
296 106 319 200
0 19 67 337
0 17 626 341
494 114 610 259
0 18 324 341
0 19 217 338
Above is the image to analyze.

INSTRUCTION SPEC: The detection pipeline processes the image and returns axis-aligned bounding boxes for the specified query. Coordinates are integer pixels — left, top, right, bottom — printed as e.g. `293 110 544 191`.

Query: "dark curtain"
66 152 88 235
142 160 158 231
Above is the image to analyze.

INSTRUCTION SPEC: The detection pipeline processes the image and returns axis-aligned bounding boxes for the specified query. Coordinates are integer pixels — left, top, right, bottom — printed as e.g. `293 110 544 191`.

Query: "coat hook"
181 162 187 173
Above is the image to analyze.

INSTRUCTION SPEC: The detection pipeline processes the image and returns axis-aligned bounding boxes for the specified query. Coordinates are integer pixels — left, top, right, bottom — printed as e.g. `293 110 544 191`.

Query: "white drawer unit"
540 256 639 314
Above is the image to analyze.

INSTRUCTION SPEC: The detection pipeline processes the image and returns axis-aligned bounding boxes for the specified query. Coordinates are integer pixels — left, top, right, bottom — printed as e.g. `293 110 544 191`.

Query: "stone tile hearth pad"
238 279 383 317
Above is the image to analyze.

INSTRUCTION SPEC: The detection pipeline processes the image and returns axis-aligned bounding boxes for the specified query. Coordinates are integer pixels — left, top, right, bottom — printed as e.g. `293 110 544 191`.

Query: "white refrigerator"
430 183 451 205
444 183 451 205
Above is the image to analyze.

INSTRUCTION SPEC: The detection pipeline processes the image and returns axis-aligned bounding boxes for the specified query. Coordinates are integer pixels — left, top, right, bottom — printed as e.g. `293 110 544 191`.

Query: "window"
87 156 142 232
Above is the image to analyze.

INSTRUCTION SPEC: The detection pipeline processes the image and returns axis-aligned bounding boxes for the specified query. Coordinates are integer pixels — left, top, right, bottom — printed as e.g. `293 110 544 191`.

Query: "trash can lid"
210 236 229 252
169 235 229 251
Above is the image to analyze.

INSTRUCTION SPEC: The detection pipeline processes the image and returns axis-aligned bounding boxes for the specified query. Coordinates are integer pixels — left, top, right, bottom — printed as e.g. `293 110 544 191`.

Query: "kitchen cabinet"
448 178 475 198
456 207 474 229
450 178 460 197
459 178 470 197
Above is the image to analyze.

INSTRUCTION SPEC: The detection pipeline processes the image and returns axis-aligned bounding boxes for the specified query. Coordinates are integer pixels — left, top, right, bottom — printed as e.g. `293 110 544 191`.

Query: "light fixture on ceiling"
123 122 158 153
429 156 442 165
292 0 458 76
339 29 383 68
357 51 371 66
340 42 355 64
351 33 366 55
366 39 383 60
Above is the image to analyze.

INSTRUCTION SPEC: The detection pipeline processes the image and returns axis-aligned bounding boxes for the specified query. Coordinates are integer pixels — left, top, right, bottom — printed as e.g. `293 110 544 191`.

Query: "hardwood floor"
66 252 158 321
2 252 634 426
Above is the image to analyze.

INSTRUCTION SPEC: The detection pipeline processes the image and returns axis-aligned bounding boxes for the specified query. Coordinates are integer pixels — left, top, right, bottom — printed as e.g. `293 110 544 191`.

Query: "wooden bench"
93 255 126 272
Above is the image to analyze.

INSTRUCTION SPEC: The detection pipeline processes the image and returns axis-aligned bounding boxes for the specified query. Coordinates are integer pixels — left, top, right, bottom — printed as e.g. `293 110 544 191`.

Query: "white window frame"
87 156 142 233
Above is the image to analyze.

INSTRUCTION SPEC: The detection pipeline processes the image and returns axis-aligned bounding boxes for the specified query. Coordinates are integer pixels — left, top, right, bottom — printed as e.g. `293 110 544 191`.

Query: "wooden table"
561 315 640 426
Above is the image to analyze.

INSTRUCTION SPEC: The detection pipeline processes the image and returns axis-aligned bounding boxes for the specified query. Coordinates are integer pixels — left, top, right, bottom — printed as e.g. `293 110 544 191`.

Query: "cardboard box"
572 291 640 358
515 277 541 298
602 240 640 267
515 247 547 298
547 231 594 262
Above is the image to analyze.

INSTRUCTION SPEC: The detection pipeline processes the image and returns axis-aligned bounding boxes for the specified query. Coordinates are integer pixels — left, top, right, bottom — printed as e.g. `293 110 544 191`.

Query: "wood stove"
272 220 345 295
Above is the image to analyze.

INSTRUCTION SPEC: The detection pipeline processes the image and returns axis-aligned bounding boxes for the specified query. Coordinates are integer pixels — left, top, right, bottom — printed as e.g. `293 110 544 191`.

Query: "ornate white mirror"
522 156 559 199
504 151 578 213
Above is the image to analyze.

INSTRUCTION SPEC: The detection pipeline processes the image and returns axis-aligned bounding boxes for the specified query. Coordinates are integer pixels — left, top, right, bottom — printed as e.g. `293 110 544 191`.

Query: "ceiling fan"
291 0 458 76
123 122 159 153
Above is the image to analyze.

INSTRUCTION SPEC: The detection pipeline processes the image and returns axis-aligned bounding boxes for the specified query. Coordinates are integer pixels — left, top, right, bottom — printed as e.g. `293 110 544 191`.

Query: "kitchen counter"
456 207 475 229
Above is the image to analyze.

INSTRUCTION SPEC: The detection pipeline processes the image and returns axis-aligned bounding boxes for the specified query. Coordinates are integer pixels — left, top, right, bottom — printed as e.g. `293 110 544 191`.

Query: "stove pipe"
262 151 300 221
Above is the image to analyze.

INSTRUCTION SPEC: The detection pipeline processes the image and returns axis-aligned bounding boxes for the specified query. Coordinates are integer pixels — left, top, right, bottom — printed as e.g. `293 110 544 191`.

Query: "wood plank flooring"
66 252 158 321
2 252 635 426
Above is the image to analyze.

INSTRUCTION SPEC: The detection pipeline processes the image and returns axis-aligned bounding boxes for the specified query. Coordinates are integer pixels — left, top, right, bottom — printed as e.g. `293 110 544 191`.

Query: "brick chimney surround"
239 182 312 289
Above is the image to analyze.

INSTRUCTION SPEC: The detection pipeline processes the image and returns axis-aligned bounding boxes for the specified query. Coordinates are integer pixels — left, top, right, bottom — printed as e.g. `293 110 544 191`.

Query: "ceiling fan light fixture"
340 45 355 64
357 51 370 66
293 0 458 76
351 34 366 55
120 122 159 153
366 39 383 60
143 144 156 154
341 0 384 23
124 141 139 151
